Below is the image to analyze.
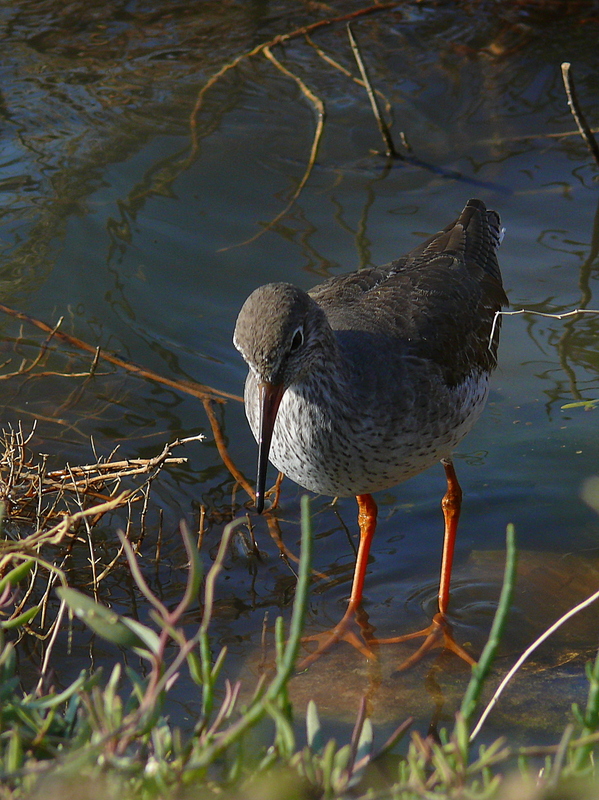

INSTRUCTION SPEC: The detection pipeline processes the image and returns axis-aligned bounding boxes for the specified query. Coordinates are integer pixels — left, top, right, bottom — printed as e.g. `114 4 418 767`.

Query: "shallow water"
1 0 599 745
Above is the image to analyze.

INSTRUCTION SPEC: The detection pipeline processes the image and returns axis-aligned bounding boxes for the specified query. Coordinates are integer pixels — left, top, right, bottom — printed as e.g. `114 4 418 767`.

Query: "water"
1 0 599 745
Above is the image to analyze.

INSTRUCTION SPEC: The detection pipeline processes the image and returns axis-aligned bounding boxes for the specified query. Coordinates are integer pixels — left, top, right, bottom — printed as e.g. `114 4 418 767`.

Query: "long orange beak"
256 381 284 514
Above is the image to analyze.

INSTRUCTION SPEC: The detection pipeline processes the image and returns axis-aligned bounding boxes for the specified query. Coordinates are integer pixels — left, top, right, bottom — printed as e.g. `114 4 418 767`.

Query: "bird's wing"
309 199 508 387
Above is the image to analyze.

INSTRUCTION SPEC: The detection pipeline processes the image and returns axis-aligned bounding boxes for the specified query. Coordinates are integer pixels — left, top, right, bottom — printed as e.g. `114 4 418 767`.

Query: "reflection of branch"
202 397 254 500
584 195 599 274
220 46 326 251
555 193 599 401
188 3 399 161
347 24 401 160
0 302 240 404
205 397 329 575
561 62 599 173
265 513 328 581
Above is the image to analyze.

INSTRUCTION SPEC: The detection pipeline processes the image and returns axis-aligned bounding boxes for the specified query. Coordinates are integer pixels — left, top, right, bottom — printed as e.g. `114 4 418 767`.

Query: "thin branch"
0 302 240 404
46 435 201 481
561 62 599 173
480 127 599 144
304 33 393 121
0 492 132 557
347 23 401 159
470 586 599 740
188 2 400 161
0 432 198 565
0 305 254 506
488 307 599 350
67 464 99 599
0 317 64 381
36 599 66 691
202 398 255 500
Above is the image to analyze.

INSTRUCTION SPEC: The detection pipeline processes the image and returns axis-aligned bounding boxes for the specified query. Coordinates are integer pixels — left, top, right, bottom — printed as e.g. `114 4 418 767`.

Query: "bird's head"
233 282 330 512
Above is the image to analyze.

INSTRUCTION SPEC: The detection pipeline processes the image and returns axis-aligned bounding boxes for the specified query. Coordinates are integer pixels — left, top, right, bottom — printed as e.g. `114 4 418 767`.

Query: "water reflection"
1 0 599 739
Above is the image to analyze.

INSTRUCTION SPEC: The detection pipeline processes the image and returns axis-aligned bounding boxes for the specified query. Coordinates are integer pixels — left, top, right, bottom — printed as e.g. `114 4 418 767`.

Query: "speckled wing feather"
309 199 507 387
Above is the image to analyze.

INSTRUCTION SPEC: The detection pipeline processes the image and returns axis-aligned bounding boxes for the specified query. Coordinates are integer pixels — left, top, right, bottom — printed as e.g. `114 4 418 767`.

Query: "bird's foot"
376 612 476 673
297 607 377 671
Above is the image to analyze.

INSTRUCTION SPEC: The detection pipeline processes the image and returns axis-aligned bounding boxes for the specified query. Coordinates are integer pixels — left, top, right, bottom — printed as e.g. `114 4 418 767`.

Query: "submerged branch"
0 302 240 404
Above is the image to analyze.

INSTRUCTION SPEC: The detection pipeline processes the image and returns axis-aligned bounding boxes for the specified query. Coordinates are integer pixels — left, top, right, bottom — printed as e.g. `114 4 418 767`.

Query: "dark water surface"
1 0 599 746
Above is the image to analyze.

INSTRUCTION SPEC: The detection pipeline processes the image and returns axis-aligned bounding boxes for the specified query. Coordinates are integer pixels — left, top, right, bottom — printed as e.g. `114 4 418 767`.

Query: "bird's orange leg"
438 457 461 616
297 493 379 670
375 458 475 671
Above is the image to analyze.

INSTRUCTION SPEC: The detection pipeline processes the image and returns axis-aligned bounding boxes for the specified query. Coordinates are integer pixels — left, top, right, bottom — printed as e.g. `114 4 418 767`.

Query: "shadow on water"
1 0 599 742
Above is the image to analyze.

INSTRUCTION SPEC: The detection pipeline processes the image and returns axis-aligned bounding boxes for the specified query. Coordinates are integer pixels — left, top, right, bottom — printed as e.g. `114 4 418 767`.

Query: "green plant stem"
460 524 517 730
572 646 599 772
191 495 313 767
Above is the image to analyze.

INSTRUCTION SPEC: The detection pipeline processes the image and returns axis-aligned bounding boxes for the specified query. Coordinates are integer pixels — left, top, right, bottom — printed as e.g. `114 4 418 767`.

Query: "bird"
233 198 507 670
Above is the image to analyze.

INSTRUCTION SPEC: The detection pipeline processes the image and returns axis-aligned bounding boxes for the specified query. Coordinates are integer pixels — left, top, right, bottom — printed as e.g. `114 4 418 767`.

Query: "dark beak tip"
255 495 265 514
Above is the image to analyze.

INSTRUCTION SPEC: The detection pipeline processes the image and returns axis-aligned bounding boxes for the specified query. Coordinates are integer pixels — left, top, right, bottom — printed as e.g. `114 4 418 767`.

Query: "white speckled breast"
244 362 490 497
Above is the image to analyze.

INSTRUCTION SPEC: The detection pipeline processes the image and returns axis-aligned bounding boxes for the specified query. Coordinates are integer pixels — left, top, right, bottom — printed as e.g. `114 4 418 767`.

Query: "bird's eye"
290 327 304 353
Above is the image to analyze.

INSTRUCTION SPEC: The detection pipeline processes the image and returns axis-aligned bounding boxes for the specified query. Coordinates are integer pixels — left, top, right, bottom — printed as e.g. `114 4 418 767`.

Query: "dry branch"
305 33 393 119
0 303 256 505
347 23 400 159
191 5 400 245
189 2 400 160
0 429 202 559
0 317 64 381
0 302 240 404
489 307 599 350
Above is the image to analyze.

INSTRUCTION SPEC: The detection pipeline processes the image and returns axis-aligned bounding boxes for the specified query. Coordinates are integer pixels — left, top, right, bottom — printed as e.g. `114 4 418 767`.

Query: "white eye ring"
290 327 304 353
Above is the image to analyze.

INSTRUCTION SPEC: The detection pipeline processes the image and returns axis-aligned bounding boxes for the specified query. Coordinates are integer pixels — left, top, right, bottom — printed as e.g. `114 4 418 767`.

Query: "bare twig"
471 586 599 740
481 127 599 145
0 304 256 505
46 435 201 483
36 599 66 691
561 62 599 173
0 317 64 381
188 2 400 161
0 432 201 569
305 33 393 121
489 307 599 350
202 398 254 500
0 492 133 574
93 534 129 585
347 23 401 159
67 463 99 599
0 302 240 404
